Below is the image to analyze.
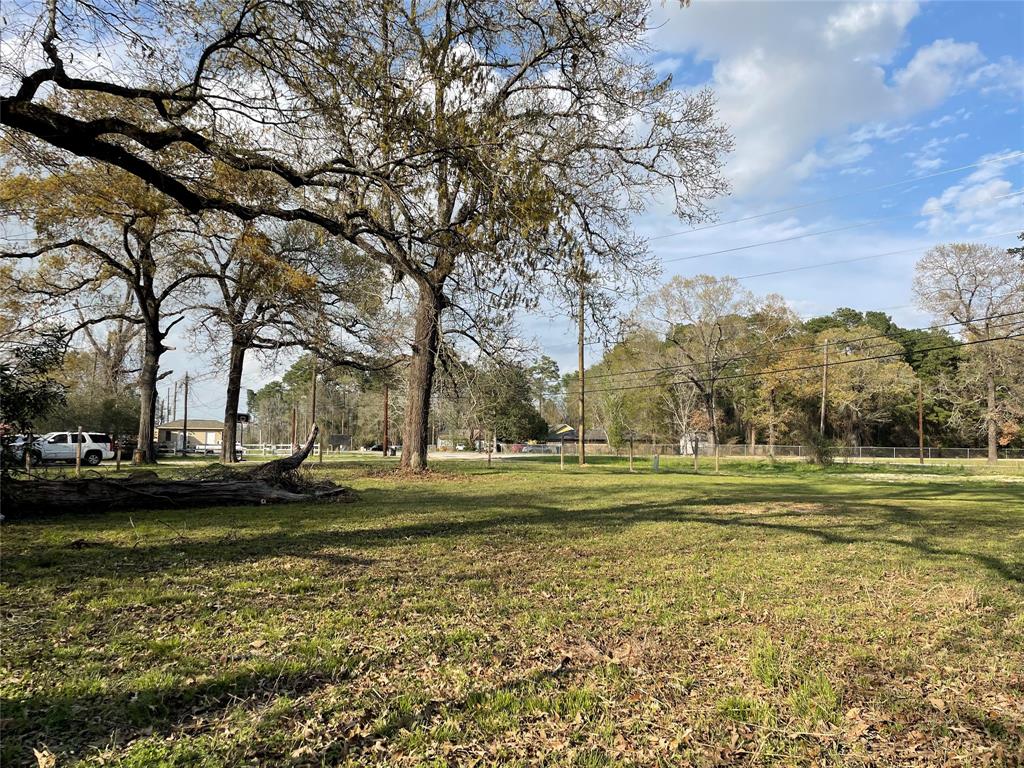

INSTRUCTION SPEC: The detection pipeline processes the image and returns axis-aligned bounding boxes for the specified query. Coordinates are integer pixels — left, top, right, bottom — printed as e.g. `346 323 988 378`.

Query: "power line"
569 302 921 350
735 229 1022 281
661 191 1024 265
580 310 1024 382
647 150 1024 241
583 331 1023 397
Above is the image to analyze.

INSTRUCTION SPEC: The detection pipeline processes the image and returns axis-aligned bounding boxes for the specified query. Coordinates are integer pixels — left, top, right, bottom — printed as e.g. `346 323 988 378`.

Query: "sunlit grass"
2 457 1021 766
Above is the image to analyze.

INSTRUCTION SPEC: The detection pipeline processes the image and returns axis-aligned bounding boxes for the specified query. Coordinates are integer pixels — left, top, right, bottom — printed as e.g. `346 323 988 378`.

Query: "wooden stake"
115 432 121 471
628 437 634 472
75 425 83 477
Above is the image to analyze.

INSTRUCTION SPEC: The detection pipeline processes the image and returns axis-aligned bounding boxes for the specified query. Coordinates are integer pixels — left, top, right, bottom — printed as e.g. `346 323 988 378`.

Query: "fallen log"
1 425 356 517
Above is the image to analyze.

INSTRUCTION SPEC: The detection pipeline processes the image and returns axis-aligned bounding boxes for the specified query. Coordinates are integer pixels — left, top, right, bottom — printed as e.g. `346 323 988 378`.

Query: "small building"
545 424 608 443
156 419 225 451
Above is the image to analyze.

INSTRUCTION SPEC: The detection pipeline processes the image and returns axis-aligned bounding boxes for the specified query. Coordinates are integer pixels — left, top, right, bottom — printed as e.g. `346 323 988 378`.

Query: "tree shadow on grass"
5 477 1023 588
3 641 598 767
0 655 363 766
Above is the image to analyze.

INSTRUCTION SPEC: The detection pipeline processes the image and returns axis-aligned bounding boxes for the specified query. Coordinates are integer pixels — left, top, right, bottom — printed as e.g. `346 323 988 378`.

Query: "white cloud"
793 140 873 179
824 2 919 50
649 2 1015 196
918 151 1024 235
850 121 918 143
902 132 970 175
967 56 1024 97
891 38 984 103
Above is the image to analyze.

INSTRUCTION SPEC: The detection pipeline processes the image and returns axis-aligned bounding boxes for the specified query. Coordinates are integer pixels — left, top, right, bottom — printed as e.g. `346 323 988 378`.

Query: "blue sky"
171 0 1023 418
524 0 1024 375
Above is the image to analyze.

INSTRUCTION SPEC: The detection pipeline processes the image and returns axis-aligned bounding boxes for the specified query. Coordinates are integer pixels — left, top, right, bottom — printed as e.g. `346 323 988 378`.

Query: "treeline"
248 353 553 449
575 300 962 450
570 252 1024 459
1 0 1021 467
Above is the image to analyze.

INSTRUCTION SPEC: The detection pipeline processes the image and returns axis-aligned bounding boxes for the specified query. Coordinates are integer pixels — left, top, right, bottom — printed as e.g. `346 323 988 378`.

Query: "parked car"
17 431 117 466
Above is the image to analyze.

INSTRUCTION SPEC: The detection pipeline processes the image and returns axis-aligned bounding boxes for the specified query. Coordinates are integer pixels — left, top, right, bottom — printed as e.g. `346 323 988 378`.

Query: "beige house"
157 419 224 451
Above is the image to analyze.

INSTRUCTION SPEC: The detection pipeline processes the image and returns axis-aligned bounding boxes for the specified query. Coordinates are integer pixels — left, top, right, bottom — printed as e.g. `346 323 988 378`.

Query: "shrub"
804 432 837 466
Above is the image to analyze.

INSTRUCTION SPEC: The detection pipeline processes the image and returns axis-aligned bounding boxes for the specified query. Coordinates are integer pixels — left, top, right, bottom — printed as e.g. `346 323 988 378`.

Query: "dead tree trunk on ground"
3 427 354 517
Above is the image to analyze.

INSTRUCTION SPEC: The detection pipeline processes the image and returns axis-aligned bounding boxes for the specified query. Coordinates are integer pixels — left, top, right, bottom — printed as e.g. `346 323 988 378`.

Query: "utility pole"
918 379 925 465
819 339 829 435
577 252 587 467
382 384 389 458
182 373 189 456
172 381 178 422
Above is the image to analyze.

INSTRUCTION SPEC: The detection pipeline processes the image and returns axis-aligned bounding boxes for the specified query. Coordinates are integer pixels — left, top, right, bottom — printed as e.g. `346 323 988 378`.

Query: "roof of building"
545 425 608 441
157 419 224 431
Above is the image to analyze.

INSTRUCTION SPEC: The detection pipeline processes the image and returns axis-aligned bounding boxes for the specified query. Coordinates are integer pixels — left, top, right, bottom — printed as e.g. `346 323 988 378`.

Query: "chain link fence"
501 442 1024 461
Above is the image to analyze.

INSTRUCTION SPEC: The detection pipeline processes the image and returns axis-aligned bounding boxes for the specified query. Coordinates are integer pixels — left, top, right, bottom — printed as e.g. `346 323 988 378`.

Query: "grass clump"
749 631 784 688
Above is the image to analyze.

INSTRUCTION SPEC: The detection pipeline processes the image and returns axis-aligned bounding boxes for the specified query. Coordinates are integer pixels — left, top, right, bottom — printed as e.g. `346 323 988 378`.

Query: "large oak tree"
2 0 731 469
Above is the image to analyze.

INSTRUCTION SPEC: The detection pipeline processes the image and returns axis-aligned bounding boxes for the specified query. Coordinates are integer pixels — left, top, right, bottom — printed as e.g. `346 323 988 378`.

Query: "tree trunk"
986 371 998 464
221 338 246 463
4 426 355 515
134 329 161 465
400 288 441 471
703 390 717 446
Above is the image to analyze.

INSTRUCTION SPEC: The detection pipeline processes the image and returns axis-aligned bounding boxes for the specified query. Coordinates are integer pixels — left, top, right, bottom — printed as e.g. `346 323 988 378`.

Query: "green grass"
2 457 1022 766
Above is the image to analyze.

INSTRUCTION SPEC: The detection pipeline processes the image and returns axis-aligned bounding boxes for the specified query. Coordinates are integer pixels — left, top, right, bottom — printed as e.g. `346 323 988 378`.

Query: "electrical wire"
578 310 1024 382
734 230 1023 281
581 332 1023 397
647 150 1024 241
660 192 1024 265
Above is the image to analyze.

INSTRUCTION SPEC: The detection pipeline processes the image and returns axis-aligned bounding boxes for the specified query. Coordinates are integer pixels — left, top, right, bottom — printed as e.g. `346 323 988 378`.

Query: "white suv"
20 432 117 466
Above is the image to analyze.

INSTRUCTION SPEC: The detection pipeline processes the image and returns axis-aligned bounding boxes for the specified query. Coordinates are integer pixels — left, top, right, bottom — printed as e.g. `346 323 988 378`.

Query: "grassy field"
2 457 1022 767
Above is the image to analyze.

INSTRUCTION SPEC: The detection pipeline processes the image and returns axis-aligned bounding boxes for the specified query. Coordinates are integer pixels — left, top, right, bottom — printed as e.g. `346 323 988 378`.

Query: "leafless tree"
914 243 1024 462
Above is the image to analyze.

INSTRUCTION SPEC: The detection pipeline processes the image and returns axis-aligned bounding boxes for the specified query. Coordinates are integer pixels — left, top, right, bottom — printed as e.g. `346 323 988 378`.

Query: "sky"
167 0 1024 420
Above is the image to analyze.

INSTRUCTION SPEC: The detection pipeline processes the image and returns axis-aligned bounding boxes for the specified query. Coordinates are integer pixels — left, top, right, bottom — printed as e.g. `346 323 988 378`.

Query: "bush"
804 432 836 466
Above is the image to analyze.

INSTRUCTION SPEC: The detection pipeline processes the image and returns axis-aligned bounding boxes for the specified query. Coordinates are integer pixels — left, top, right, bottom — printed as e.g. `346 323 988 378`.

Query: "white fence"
241 443 324 457
505 442 1024 460
237 442 1024 461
